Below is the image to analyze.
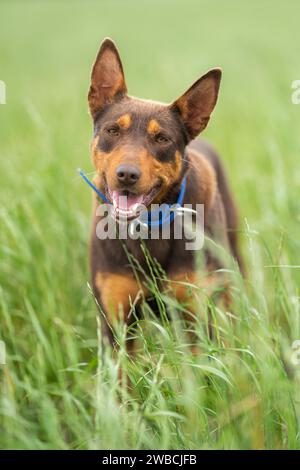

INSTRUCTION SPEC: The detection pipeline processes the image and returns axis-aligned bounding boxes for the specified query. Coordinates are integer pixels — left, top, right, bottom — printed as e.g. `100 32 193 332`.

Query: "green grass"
1 0 300 449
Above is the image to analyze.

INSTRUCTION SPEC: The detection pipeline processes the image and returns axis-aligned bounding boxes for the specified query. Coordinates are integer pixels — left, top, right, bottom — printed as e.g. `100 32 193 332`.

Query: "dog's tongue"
112 191 144 212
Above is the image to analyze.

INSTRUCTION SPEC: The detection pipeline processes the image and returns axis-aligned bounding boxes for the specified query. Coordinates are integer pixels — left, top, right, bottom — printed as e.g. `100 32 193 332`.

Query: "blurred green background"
1 0 300 226
1 0 300 450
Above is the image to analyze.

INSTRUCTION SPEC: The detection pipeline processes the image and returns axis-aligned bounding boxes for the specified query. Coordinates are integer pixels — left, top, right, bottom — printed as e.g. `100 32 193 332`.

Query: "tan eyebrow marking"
116 114 132 129
147 119 161 134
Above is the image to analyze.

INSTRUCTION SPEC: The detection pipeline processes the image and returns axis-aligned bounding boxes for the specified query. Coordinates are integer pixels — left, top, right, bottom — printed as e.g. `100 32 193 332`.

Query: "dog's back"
188 139 244 273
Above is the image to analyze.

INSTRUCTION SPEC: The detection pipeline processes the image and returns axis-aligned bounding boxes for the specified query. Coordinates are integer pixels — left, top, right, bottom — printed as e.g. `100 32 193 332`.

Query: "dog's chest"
125 237 172 270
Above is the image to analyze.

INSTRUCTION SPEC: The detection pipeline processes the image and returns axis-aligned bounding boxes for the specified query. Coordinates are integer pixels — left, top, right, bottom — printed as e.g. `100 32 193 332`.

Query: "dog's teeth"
132 203 140 212
118 208 132 215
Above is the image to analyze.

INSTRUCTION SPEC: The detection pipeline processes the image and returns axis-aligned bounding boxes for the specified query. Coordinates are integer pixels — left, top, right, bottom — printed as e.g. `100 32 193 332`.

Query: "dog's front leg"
93 271 147 387
167 270 198 315
94 271 145 345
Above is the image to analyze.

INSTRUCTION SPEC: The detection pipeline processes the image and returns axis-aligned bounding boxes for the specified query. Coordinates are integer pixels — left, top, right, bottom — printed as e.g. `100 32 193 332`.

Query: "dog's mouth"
106 184 161 220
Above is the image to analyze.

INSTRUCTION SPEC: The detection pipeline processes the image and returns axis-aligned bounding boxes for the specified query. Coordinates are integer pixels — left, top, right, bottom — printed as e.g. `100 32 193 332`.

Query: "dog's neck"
162 147 189 205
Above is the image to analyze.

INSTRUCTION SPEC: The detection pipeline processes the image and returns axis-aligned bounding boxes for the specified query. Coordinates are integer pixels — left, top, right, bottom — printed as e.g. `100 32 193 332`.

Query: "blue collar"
78 168 187 227
78 168 110 203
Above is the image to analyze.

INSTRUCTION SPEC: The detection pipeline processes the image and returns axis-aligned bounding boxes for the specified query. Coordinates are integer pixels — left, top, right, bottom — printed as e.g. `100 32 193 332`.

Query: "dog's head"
88 38 221 219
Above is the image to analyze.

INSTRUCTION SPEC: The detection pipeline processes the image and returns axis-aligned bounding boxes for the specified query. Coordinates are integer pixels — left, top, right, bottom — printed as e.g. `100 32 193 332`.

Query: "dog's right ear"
170 68 222 139
88 38 127 119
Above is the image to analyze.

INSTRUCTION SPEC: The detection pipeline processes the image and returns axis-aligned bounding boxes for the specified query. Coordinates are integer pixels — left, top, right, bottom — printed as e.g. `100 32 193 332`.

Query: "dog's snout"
116 164 141 185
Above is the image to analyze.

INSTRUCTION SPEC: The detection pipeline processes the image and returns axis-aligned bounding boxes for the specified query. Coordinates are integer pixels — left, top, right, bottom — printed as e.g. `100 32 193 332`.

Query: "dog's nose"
116 164 141 185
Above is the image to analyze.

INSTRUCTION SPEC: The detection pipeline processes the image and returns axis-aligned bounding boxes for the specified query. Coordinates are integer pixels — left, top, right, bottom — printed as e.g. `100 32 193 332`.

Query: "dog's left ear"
88 38 127 118
170 68 222 139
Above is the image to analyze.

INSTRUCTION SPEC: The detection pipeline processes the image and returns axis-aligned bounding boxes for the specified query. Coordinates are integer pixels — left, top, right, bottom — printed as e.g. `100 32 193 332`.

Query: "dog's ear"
170 68 222 139
88 38 127 118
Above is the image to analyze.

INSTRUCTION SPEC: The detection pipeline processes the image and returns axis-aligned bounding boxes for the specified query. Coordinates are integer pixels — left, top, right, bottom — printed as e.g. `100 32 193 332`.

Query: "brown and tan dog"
87 38 243 344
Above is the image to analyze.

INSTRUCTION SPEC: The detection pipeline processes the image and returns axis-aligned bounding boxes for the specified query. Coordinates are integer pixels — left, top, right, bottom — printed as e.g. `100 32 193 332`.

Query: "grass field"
1 0 300 450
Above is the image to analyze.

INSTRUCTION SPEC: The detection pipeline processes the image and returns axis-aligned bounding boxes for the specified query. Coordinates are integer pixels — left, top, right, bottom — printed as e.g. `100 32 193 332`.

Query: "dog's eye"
106 126 120 136
155 133 170 144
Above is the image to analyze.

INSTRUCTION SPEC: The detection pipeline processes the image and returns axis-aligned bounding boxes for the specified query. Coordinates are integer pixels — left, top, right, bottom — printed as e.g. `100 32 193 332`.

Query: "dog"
87 38 243 344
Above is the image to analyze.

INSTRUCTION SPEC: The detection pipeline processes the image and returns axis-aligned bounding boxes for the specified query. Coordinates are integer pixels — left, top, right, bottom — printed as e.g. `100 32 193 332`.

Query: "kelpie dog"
88 38 243 344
